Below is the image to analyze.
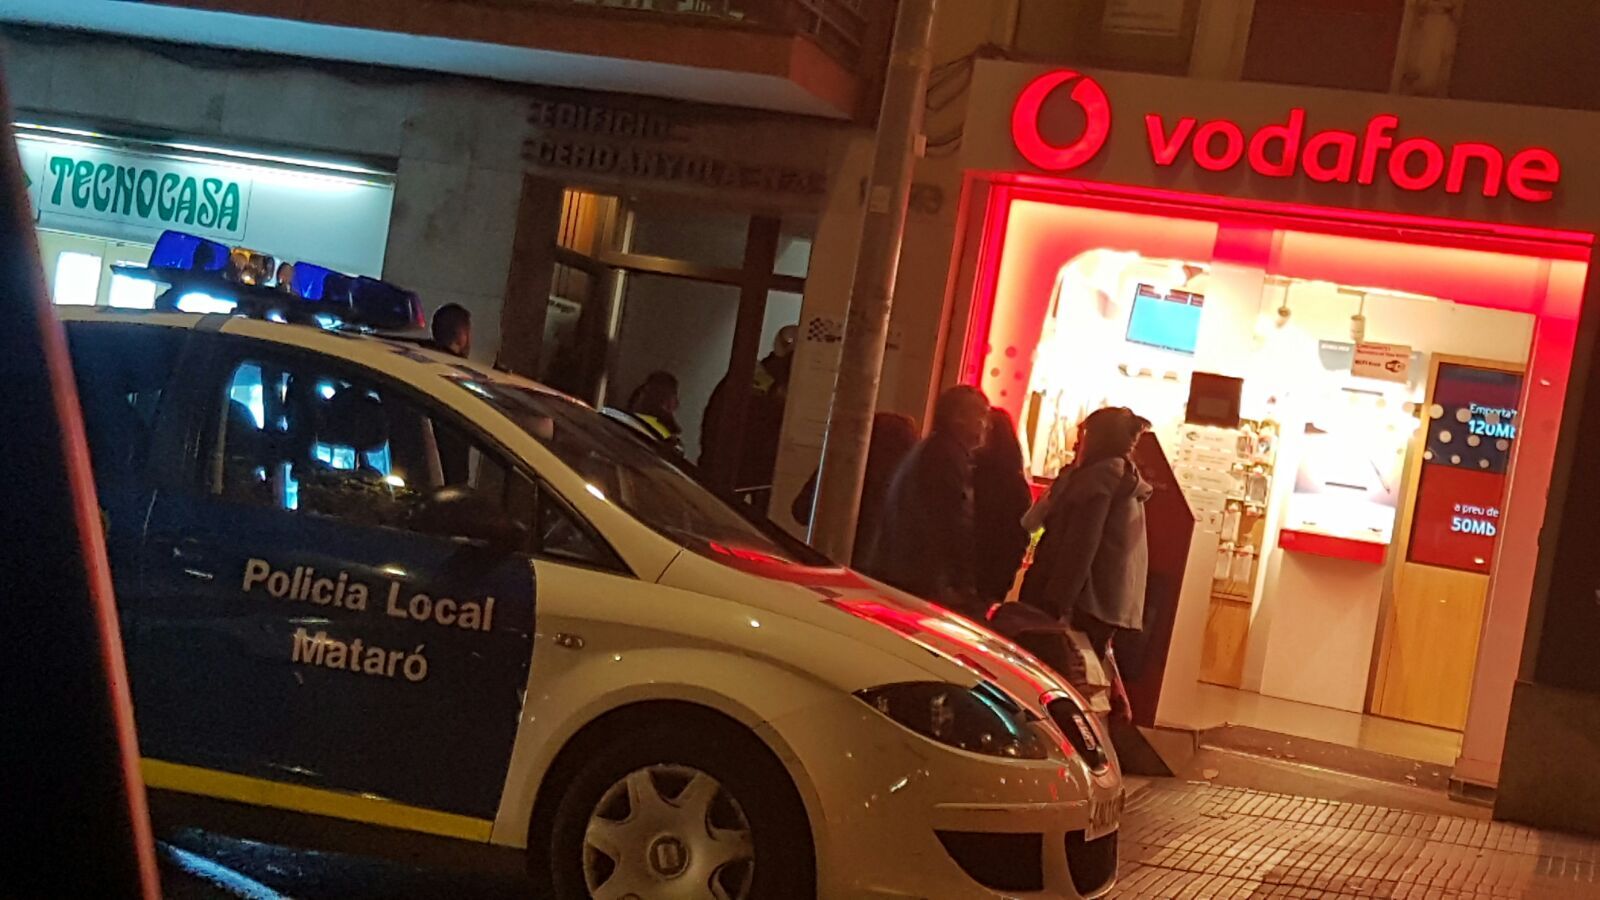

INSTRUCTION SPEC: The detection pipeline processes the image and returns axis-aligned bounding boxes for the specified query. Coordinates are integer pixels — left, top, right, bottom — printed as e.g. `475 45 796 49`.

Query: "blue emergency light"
118 230 425 332
147 230 230 274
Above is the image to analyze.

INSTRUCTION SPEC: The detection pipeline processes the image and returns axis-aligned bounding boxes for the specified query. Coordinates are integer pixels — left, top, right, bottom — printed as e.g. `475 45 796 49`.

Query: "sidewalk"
1116 780 1600 898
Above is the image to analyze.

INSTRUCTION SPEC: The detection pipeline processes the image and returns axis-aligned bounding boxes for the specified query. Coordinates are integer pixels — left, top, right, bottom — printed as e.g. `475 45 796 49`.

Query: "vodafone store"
946 60 1600 820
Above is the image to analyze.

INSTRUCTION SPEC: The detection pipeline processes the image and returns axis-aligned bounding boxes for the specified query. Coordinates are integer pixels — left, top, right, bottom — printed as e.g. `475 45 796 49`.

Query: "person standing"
426 303 474 484
1017 406 1152 722
702 325 798 504
791 411 919 564
626 371 685 454
428 303 472 358
861 385 991 621
973 407 1034 606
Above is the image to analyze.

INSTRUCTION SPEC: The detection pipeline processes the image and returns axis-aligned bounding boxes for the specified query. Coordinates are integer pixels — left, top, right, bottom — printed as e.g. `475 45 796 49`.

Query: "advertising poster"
1407 364 1523 572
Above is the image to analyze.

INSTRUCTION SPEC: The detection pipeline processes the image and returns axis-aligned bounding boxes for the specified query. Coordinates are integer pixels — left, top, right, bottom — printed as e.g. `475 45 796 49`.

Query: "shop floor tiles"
1184 683 1463 768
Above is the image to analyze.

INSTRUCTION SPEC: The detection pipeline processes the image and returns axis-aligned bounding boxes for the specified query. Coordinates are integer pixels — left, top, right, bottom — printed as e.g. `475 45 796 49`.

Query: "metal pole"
808 0 938 563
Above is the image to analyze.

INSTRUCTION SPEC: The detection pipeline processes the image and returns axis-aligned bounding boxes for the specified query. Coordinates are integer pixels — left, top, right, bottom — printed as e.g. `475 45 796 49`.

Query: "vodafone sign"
1011 71 1561 203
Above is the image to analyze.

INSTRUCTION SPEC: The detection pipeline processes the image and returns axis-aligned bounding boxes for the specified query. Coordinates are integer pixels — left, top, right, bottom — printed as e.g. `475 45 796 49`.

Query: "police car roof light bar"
127 230 424 332
148 230 230 274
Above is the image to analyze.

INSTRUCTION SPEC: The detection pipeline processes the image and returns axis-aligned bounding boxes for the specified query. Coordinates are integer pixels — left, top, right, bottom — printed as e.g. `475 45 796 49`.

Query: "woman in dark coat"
792 412 919 565
973 408 1033 606
1017 406 1152 721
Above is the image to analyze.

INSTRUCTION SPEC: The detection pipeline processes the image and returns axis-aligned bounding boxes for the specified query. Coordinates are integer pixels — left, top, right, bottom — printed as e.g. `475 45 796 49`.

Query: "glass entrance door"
534 189 812 497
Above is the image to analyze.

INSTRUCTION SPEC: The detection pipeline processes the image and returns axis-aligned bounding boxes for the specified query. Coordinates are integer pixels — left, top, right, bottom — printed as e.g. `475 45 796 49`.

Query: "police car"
62 231 1122 899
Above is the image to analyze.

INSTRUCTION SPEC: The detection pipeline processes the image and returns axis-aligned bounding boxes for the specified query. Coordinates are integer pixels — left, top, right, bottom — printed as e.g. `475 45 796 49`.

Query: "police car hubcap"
583 765 755 900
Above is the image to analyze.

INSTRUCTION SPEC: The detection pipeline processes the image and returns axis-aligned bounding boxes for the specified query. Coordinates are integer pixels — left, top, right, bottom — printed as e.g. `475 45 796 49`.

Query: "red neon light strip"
961 182 1015 385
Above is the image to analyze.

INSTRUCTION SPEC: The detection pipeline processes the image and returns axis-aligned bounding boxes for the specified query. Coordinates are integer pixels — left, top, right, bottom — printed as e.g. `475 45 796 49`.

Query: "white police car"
61 233 1122 899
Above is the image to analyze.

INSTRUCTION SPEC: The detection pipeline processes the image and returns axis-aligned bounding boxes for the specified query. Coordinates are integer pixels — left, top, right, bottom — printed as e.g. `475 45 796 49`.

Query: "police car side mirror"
413 486 527 553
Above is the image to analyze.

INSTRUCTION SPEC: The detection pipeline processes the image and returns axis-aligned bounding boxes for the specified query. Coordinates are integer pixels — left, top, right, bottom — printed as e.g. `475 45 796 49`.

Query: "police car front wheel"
546 718 815 900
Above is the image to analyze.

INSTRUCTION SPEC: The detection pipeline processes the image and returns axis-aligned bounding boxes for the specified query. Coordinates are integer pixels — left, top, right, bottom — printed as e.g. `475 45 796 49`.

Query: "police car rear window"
450 379 805 565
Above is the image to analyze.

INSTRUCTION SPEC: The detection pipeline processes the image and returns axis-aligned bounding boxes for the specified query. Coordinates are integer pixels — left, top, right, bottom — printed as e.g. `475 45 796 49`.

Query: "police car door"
138 339 536 832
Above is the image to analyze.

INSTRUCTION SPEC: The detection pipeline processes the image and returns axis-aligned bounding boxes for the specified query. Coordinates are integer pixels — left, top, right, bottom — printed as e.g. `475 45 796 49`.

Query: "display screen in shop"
1407 364 1523 573
1126 283 1203 355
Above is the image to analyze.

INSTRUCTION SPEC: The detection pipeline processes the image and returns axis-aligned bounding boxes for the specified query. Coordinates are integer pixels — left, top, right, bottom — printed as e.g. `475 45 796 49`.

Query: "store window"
1012 0 1203 75
108 265 158 310
18 127 396 314
51 251 102 306
1242 0 1405 91
965 184 1584 731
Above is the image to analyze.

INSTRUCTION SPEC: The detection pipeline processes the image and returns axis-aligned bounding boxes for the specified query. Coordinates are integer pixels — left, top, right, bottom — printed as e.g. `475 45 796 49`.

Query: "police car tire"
545 717 815 900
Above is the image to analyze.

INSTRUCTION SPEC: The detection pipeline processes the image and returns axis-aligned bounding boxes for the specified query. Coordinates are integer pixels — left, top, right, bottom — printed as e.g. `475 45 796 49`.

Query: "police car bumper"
770 690 1122 900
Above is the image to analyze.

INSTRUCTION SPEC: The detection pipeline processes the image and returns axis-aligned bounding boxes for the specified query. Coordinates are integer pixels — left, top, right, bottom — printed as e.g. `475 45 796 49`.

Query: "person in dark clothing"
861 385 991 620
626 371 684 453
791 412 919 564
973 407 1034 605
701 325 797 501
428 304 472 358
1017 406 1152 721
426 304 474 484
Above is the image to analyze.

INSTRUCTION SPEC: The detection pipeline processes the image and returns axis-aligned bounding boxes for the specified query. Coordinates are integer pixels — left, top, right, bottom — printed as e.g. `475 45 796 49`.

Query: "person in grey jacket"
1018 406 1152 720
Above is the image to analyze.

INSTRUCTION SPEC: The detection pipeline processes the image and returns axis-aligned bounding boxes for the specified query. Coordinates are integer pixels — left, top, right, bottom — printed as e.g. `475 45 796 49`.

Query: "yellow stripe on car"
141 759 494 841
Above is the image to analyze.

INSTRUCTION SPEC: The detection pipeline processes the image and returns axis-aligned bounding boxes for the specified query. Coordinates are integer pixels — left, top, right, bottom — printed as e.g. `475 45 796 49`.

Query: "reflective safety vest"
636 414 674 441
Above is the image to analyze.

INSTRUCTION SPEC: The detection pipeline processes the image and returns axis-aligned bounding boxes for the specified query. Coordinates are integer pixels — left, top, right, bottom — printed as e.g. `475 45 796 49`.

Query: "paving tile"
1113 782 1600 900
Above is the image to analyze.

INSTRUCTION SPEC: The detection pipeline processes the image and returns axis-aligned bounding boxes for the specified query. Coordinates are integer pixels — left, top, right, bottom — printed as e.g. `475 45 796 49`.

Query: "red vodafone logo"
1010 70 1561 203
1011 71 1111 171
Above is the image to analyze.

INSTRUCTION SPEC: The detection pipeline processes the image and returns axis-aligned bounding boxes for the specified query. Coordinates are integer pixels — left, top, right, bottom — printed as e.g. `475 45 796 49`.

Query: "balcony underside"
0 0 864 118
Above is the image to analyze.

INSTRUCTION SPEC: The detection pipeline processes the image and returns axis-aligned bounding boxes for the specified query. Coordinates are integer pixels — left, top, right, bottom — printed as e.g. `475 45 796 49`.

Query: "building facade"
1 0 879 491
773 0 1600 837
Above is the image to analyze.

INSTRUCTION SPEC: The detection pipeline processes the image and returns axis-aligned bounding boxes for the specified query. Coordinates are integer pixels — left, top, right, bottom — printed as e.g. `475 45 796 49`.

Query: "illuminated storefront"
16 124 395 309
945 60 1600 807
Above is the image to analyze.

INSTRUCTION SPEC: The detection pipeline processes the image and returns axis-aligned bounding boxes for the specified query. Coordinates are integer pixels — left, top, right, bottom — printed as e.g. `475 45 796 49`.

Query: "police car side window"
535 484 622 570
64 323 183 486
432 422 622 571
214 358 518 534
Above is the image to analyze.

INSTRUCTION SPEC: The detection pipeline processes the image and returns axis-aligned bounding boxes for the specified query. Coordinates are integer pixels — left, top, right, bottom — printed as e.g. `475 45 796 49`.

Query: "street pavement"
162 778 1600 898
1119 779 1600 898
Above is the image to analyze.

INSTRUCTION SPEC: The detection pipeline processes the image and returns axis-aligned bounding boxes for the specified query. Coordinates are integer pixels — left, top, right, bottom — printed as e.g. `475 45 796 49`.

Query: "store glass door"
534 189 811 499
611 275 743 465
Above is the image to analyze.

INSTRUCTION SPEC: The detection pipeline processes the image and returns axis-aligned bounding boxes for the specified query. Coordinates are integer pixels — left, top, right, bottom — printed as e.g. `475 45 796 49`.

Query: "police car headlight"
857 682 1053 760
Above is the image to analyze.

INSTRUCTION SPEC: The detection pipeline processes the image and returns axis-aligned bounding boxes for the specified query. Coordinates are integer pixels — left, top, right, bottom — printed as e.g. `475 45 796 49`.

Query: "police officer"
627 371 684 454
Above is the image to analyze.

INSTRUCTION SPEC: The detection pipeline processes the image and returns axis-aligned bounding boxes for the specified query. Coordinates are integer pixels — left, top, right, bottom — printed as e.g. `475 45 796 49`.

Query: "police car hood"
657 549 1071 714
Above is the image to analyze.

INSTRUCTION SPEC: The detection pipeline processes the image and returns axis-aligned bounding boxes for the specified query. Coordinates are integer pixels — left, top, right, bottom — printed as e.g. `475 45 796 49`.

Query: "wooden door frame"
1366 352 1526 720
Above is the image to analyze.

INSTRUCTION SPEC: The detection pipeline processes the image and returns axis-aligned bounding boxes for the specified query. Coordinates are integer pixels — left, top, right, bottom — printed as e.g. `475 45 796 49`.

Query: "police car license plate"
1086 790 1123 841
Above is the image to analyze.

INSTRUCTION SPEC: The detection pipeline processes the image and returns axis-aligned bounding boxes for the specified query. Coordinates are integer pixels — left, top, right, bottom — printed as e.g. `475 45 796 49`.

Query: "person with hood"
973 407 1034 606
790 411 919 565
862 385 991 621
1013 406 1152 721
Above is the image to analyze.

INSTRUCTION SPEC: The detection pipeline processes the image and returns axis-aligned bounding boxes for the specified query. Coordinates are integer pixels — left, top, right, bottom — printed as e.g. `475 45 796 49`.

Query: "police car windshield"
456 379 804 565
